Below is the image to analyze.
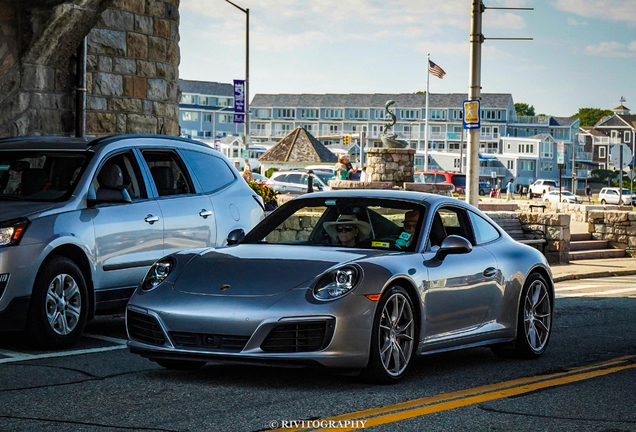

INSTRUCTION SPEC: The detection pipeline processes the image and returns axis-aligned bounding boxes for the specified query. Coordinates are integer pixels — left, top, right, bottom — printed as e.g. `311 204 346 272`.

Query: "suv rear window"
451 175 466 187
544 181 557 187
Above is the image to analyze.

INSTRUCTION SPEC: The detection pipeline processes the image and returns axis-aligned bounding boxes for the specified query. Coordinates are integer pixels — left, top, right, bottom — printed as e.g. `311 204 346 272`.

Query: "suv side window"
435 173 446 183
141 150 194 197
180 149 236 193
93 151 146 200
286 173 302 184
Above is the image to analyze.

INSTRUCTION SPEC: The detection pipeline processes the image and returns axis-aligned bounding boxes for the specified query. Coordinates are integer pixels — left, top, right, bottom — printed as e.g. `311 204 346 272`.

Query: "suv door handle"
144 215 160 224
483 267 497 278
199 209 213 218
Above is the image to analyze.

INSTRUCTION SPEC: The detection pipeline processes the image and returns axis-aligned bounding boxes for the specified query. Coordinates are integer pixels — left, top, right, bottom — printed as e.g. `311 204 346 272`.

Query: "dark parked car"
127 190 554 383
0 135 264 349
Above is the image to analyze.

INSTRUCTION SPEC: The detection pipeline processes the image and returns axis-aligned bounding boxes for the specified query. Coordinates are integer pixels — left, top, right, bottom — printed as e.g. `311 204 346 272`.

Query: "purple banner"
233 79 245 113
233 114 245 124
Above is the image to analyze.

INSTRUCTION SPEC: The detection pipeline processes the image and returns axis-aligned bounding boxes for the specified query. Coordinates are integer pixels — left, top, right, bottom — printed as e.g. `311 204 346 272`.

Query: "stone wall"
365 148 415 186
485 211 570 264
588 210 636 257
0 0 180 138
265 212 321 243
517 202 630 222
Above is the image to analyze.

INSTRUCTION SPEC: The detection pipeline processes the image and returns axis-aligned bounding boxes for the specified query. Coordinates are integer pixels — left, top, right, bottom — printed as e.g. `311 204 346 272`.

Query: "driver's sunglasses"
403 222 417 228
336 225 354 233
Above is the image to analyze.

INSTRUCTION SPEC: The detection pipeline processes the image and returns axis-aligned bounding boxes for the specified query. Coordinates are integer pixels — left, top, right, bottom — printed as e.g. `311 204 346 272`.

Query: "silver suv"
0 135 264 349
598 187 636 205
265 170 333 194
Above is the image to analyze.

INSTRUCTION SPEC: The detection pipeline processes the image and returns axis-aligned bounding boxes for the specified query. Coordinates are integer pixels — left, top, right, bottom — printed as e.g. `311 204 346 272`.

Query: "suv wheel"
601 199 607 205
26 256 89 350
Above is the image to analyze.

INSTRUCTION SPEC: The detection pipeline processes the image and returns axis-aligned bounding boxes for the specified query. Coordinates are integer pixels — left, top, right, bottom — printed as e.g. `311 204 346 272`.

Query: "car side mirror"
227 228 245 245
435 235 473 260
88 187 132 205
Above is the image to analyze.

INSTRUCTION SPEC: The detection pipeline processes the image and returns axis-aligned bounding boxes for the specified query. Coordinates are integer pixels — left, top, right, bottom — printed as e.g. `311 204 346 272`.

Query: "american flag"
429 60 446 79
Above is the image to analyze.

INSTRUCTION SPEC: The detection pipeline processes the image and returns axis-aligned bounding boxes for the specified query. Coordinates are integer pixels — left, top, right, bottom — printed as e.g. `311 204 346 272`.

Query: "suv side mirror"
435 235 472 260
227 228 245 245
88 187 132 205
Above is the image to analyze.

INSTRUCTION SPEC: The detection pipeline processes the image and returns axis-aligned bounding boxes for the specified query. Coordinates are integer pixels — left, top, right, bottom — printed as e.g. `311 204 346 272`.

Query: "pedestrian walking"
522 185 528 199
506 178 515 201
586 184 592 203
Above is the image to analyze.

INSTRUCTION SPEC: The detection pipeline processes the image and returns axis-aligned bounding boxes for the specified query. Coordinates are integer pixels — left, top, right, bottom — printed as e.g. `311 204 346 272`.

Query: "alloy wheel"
378 292 415 376
46 274 82 335
523 279 551 352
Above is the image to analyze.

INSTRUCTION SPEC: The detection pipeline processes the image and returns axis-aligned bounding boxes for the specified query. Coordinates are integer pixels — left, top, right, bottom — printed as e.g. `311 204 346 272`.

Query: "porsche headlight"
141 257 174 291
313 265 361 301
0 218 29 247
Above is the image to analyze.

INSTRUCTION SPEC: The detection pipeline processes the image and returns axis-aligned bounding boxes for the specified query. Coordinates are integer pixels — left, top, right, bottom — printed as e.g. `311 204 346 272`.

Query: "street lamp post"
224 0 249 157
212 106 231 148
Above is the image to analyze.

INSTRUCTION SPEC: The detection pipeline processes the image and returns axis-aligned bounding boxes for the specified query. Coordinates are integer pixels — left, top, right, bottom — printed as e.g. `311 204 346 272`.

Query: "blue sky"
178 0 636 117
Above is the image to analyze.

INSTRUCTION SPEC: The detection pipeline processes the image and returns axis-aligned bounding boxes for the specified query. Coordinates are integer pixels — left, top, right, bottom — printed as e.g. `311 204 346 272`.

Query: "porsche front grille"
261 320 335 353
170 332 250 352
127 310 166 346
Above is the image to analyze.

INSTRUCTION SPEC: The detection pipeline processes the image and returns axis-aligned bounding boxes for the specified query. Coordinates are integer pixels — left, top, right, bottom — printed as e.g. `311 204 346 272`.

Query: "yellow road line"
284 355 635 431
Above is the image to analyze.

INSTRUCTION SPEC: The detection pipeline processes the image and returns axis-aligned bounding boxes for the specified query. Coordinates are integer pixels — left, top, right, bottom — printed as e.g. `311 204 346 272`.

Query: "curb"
553 269 636 283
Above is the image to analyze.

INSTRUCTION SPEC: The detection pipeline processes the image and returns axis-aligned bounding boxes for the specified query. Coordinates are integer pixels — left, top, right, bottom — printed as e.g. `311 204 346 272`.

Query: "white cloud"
556 0 636 23
484 12 527 29
567 17 588 25
584 41 636 58
629 41 636 51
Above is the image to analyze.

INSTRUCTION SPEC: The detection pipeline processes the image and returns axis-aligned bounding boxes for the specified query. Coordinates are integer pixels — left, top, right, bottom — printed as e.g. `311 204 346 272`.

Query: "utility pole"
466 1 483 206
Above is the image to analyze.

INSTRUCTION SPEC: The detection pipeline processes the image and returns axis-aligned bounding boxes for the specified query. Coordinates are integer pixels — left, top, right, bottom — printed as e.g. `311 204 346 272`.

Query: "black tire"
154 360 207 370
25 256 89 350
479 189 485 196
492 273 553 359
360 286 417 384
601 199 607 205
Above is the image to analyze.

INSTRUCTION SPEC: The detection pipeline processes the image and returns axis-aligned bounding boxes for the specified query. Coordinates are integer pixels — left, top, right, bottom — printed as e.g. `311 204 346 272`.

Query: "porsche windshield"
243 197 425 252
0 150 89 201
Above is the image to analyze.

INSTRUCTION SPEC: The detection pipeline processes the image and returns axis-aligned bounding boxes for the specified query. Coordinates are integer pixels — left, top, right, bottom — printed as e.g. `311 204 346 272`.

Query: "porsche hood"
172 244 379 297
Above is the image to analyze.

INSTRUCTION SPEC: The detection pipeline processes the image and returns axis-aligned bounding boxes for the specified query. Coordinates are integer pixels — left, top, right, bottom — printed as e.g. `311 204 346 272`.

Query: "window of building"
204 131 211 138
277 109 295 119
480 126 491 137
519 160 535 171
181 94 197 104
625 131 632 143
281 124 292 132
401 110 418 120
540 162 552 171
599 163 605 169
429 110 446 120
325 109 342 119
550 128 569 140
541 141 552 157
217 97 231 107
199 96 209 105
599 147 606 158
203 114 212 122
329 124 340 134
181 111 199 121
349 109 368 120
454 158 460 168
253 109 271 119
300 109 319 119
219 114 232 123
255 123 267 132
302 124 314 132
507 160 514 170
482 110 497 120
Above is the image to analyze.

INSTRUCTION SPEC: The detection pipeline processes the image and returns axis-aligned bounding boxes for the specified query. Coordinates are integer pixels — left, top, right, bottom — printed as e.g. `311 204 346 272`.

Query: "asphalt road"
0 277 635 432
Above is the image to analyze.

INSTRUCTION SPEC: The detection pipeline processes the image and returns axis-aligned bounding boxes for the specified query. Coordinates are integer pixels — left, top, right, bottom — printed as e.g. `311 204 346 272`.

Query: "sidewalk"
551 258 636 282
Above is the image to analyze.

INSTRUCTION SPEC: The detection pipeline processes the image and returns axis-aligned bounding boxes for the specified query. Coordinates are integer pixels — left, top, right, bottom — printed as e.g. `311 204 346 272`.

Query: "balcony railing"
480 148 500 154
479 167 507 177
446 132 460 139
430 132 445 139
250 128 271 137
593 137 622 145
562 169 591 179
575 151 593 161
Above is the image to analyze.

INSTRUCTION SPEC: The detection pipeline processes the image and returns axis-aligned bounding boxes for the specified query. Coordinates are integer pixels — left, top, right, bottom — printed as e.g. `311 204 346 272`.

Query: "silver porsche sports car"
126 190 554 383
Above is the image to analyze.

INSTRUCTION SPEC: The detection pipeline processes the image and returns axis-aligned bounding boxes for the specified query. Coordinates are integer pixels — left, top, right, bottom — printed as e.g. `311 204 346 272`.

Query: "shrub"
248 181 278 211
265 167 279 178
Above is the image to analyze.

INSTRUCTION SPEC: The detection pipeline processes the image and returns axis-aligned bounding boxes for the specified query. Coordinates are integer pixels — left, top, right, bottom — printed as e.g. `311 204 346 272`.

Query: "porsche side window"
429 208 471 249
468 212 500 245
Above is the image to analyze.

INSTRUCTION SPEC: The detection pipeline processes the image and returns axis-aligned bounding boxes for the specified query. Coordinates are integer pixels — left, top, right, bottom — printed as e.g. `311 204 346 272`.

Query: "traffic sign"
610 143 632 169
463 100 480 129
491 171 497 179
627 169 635 181
557 141 564 165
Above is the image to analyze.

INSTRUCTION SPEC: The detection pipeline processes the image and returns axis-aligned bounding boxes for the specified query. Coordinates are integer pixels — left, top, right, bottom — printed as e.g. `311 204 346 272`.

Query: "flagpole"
424 53 430 172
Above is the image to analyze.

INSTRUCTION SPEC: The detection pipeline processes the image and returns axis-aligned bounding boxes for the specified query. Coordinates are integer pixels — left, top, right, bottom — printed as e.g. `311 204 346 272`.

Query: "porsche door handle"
199 209 213 218
483 267 497 278
144 215 160 224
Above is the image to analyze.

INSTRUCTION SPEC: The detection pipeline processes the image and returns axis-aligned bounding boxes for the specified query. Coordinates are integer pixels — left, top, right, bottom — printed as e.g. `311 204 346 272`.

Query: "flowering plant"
248 181 278 211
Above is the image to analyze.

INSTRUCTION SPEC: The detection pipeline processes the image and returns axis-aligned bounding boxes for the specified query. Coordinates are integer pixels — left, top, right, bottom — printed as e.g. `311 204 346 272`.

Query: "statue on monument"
380 100 409 149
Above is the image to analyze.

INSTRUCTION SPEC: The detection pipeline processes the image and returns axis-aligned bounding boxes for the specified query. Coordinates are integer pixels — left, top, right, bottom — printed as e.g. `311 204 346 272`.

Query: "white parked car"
529 179 559 198
543 190 581 204
598 187 636 205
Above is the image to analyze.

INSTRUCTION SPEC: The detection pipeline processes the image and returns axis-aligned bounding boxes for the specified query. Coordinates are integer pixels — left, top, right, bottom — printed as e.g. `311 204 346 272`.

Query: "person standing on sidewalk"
506 178 515 201
586 184 592 203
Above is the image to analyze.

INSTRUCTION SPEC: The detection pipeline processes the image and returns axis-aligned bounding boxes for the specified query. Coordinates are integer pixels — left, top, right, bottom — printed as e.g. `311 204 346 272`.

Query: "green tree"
572 108 614 127
515 103 535 116
590 169 618 184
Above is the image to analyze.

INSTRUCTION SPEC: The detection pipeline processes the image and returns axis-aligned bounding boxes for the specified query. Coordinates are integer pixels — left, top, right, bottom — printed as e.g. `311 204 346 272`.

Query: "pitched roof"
179 79 234 97
550 117 579 126
258 127 338 163
614 104 630 111
251 93 513 109
580 127 605 137
617 114 636 129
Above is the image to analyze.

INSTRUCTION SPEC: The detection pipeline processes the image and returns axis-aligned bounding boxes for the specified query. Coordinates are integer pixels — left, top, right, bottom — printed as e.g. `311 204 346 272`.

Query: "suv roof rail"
87 134 210 150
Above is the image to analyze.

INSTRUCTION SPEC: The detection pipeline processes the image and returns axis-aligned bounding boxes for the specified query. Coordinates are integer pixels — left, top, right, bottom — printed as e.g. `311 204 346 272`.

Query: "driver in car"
324 215 371 247
396 210 420 247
